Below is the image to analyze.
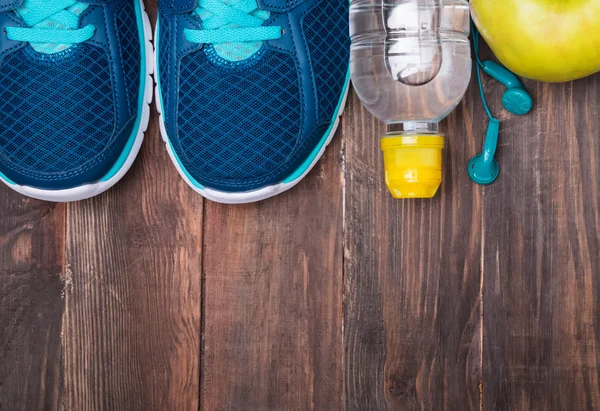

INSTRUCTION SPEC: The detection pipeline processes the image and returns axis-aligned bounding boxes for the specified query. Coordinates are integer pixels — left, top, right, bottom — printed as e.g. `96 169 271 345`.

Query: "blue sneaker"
0 0 153 202
156 0 350 203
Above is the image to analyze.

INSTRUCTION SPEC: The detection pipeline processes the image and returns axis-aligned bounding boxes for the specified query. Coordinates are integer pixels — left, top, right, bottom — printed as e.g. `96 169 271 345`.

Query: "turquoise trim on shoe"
168 140 205 189
100 0 147 183
283 70 350 184
0 171 15 185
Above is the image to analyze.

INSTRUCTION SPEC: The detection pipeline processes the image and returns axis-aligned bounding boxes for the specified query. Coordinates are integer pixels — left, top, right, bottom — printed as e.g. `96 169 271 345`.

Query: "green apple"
471 0 600 82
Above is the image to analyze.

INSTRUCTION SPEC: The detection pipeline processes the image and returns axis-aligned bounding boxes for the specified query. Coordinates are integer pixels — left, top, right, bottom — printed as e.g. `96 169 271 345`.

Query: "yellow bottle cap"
381 135 445 199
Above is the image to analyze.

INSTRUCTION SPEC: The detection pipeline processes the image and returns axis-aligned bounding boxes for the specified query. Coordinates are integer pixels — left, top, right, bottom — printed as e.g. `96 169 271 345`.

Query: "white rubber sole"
0 0 154 203
154 23 350 204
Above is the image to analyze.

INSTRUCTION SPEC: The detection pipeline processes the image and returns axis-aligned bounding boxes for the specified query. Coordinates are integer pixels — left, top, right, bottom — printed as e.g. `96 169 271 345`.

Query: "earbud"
469 118 500 185
480 60 533 116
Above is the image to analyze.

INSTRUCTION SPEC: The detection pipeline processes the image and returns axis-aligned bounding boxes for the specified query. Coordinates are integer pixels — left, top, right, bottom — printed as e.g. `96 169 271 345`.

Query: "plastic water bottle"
350 0 471 198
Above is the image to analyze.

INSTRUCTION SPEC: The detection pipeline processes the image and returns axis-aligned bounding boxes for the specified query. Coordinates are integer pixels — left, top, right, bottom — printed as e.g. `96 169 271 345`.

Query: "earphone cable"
471 20 495 121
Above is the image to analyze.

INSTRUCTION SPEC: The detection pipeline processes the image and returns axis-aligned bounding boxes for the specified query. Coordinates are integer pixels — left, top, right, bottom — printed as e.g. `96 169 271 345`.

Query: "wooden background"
2 2 600 410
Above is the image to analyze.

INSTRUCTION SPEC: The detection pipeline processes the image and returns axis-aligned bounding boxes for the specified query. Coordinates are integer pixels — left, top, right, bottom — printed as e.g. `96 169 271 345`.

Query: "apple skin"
471 0 600 82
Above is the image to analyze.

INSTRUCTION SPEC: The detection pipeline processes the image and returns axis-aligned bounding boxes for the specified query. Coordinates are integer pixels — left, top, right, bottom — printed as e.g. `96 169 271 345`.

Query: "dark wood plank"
482 75 600 410
201 120 344 410
61 111 203 409
0 192 66 411
343 86 483 410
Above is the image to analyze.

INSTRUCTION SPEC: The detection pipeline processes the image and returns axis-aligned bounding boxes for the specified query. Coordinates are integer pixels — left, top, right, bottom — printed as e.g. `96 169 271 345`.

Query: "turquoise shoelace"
184 0 282 46
6 0 95 50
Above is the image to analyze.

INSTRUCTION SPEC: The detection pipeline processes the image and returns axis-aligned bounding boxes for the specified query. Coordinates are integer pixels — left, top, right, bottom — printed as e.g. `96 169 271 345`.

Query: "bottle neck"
386 121 441 137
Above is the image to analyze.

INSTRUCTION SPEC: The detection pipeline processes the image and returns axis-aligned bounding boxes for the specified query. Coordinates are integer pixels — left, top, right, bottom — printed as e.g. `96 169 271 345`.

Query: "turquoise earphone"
469 21 533 185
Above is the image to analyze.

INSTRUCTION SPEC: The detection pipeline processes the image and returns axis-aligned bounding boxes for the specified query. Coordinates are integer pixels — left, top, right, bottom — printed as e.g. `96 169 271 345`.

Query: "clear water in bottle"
350 0 471 198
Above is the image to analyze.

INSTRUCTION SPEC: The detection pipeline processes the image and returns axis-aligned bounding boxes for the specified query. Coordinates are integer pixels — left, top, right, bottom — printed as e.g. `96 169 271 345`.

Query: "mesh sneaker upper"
158 0 350 193
175 48 302 184
0 45 115 175
0 0 142 190
116 2 141 117
304 0 350 123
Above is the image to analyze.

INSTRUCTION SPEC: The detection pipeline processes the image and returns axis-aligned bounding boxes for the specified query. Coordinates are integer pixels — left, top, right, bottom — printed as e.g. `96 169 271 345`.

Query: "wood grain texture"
200 124 344 410
482 76 600 410
343 86 483 410
62 112 203 410
0 191 65 411
2 2 600 408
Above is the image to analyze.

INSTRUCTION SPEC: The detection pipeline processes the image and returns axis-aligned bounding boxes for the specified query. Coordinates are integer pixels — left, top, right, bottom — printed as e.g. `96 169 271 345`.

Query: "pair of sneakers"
0 0 350 204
